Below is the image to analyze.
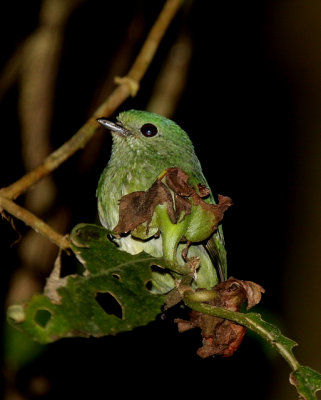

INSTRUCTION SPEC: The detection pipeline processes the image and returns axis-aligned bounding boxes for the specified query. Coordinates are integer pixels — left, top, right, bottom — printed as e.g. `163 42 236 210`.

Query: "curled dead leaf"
114 167 232 244
235 278 266 309
197 183 211 197
175 277 265 358
114 180 176 235
164 167 194 197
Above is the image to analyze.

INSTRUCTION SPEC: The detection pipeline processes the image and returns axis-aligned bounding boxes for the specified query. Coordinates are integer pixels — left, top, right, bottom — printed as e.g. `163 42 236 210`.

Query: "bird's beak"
96 118 129 136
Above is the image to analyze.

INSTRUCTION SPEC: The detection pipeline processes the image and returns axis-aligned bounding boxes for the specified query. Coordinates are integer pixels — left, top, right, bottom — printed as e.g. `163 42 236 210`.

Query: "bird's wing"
204 225 228 282
186 168 228 281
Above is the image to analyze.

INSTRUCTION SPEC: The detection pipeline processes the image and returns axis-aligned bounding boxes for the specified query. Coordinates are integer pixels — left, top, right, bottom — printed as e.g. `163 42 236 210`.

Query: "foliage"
8 224 164 343
7 222 321 399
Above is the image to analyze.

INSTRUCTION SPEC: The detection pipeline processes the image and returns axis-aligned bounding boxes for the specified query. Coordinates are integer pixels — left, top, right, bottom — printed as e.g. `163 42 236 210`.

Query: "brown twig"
0 0 183 248
1 0 182 201
0 196 70 249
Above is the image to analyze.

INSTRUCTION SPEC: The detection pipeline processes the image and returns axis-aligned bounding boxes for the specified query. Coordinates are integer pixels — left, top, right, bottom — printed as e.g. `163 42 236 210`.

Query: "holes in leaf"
145 280 153 291
95 292 123 319
151 264 168 275
112 273 121 281
107 234 120 247
34 309 52 328
59 250 85 277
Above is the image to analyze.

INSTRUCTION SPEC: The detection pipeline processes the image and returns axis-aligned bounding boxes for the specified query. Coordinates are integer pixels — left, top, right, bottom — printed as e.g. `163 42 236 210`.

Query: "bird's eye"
140 123 158 137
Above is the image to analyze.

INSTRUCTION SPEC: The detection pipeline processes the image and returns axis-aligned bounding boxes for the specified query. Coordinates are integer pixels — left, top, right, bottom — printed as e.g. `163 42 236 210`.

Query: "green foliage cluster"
7 223 321 399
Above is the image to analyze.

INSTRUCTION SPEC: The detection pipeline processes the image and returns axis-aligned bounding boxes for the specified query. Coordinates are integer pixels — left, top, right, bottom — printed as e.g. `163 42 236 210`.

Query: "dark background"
1 1 321 399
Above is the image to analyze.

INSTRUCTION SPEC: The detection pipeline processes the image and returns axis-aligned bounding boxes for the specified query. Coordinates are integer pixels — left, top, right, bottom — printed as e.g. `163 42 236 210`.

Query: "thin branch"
126 0 183 85
0 0 183 249
183 292 301 372
0 0 182 201
0 196 70 250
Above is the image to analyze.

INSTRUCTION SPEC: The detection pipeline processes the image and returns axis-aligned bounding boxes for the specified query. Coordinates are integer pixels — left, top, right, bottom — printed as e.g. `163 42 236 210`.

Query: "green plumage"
97 110 228 292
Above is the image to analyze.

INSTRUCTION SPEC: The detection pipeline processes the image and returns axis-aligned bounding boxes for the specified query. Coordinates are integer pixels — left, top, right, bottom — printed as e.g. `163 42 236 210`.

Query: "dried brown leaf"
236 279 266 309
175 277 265 358
197 183 210 197
114 167 232 241
114 180 176 235
165 167 194 196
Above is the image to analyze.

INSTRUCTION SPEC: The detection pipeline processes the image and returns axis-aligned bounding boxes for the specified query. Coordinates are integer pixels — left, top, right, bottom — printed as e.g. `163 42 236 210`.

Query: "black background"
1 1 321 399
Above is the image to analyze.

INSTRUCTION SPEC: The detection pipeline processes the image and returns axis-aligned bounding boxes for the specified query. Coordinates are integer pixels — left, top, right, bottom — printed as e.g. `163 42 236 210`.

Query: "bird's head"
97 110 194 156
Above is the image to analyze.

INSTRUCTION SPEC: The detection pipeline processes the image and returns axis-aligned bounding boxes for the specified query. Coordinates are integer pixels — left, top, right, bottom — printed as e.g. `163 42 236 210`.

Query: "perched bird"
96 110 230 293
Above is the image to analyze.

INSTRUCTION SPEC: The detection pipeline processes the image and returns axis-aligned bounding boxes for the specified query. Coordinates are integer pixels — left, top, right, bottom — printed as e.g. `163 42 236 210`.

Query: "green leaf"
7 223 165 343
184 294 321 398
184 295 299 366
290 366 321 400
244 312 299 369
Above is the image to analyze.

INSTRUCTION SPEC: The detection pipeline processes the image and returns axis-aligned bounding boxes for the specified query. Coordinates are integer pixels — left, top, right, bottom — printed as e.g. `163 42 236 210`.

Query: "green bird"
96 110 230 293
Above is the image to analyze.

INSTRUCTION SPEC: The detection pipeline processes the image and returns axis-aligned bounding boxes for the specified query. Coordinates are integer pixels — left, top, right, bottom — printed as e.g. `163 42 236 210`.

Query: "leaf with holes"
7 223 165 343
290 366 321 400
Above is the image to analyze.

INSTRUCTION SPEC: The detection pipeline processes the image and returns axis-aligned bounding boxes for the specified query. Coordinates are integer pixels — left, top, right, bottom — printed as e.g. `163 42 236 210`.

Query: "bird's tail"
204 225 228 282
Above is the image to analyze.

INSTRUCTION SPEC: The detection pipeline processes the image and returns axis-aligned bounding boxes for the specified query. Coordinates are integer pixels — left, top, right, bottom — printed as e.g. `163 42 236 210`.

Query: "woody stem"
183 293 300 372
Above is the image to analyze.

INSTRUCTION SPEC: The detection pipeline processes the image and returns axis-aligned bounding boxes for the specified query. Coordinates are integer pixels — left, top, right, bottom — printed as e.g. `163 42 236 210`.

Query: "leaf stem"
183 292 301 372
